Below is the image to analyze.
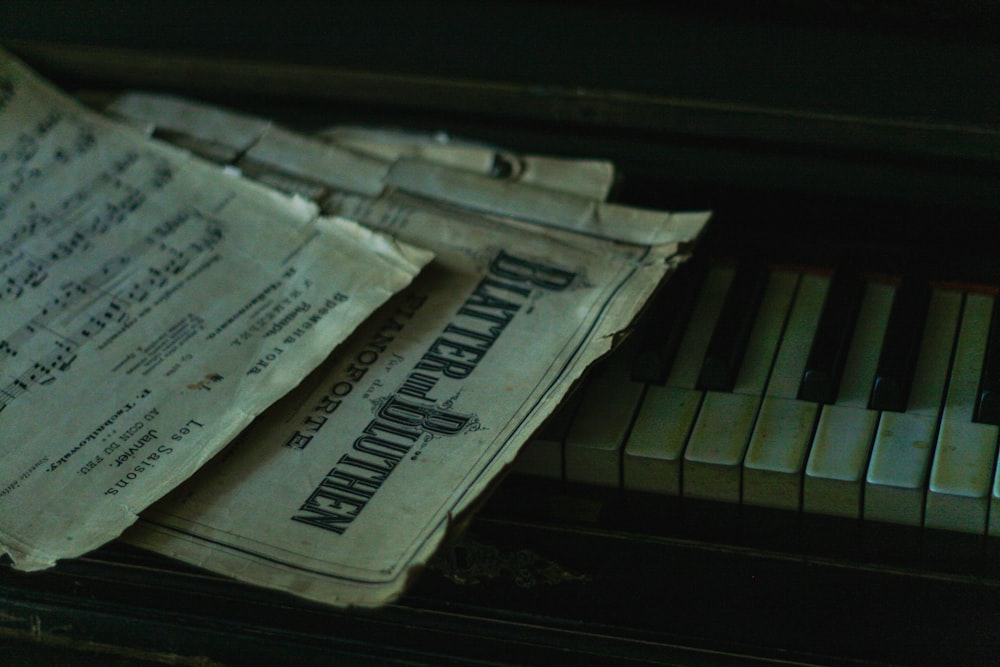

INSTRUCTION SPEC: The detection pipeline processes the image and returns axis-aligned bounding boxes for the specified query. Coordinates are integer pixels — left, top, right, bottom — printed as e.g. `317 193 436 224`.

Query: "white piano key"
684 392 765 503
804 281 894 518
621 266 734 493
925 292 999 534
623 385 700 494
766 273 830 400
665 266 737 389
865 289 961 526
834 282 894 408
866 413 937 526
743 397 819 510
565 335 645 486
743 273 828 511
683 271 798 503
804 406 879 517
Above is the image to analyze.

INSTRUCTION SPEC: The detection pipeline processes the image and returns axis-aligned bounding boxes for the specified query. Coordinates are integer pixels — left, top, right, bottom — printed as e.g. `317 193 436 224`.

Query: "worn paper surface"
109 93 616 201
110 94 709 607
108 92 688 245
107 92 691 244
0 53 431 571
316 125 617 201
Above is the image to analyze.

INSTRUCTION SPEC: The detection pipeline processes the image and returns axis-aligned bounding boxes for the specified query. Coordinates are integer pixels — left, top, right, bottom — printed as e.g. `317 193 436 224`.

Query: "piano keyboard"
512 260 1000 543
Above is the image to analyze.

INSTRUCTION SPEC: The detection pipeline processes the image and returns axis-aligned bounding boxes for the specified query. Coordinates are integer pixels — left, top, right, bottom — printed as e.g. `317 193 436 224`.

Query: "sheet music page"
315 125 617 201
0 53 431 571
107 92 697 245
383 157 703 245
109 92 617 201
109 96 710 607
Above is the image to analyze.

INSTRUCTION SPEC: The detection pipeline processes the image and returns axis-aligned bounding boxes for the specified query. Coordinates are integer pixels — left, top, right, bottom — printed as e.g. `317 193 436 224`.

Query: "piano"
3 2 1000 664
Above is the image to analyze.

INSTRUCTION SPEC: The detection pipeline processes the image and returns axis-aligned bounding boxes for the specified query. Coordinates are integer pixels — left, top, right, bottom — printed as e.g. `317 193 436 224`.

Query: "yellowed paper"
316 125 616 200
108 94 617 201
0 52 431 570
107 94 709 606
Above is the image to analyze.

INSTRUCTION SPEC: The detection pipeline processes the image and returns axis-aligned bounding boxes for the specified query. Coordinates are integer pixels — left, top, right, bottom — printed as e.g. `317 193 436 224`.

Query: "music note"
49 230 90 262
191 224 224 253
0 326 34 360
105 299 126 320
163 254 190 276
78 314 107 339
94 256 131 284
0 335 80 409
147 267 168 289
12 132 39 164
7 169 24 194
5 220 35 248
126 281 150 303
150 163 174 189
34 111 61 136
20 361 54 387
88 211 110 236
50 341 78 372
73 126 96 155
36 281 89 320
23 258 49 288
122 188 146 214
105 201 123 225
74 297 128 340
3 276 23 301
59 189 89 214
7 376 29 397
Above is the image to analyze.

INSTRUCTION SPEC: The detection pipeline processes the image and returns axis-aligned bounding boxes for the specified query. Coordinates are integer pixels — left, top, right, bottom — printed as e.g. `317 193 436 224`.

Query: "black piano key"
697 262 769 391
630 259 706 384
798 269 865 404
975 295 1000 425
869 275 931 412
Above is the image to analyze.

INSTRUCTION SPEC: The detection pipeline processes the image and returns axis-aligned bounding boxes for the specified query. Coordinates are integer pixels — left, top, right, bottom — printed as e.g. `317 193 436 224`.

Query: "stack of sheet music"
0 49 708 607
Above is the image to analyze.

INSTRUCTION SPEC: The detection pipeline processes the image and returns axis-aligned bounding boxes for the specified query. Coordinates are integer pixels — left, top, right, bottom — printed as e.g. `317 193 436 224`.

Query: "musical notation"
0 73 219 416
2 254 48 300
0 113 83 211
0 340 78 413
0 151 173 307
0 208 225 414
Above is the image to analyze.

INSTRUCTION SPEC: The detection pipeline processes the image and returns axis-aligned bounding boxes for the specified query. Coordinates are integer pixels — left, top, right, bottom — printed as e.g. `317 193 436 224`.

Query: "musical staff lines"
0 149 175 306
0 69 224 416
0 209 224 414
0 340 78 411
0 111 91 212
